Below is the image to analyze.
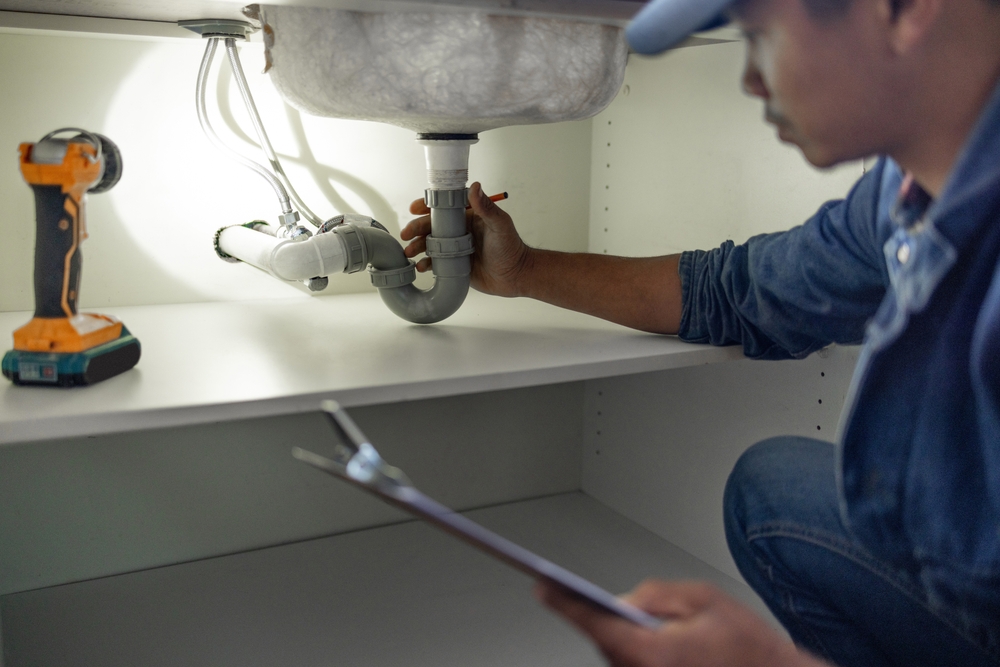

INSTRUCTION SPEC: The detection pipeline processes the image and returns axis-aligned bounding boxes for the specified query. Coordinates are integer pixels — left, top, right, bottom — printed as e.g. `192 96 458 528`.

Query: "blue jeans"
723 437 1000 667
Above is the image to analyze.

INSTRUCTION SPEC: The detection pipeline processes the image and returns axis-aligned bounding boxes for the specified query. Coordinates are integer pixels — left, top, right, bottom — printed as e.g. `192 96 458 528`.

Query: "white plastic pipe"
217 225 348 281
419 138 477 189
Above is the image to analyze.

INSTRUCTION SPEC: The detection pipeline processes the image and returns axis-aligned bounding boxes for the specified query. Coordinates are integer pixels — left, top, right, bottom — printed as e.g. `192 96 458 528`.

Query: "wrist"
511 245 539 299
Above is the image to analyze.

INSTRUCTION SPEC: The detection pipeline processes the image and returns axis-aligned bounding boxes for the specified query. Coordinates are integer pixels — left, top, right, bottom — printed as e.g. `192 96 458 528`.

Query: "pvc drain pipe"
379 134 478 323
215 136 478 324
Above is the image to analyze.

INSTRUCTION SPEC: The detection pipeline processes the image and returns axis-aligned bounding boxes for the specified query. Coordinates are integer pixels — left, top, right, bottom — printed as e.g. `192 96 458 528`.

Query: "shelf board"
0 292 741 444
1 492 771 667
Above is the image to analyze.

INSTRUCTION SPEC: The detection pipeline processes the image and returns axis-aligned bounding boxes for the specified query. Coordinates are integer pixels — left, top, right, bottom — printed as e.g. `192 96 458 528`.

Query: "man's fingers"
400 215 431 241
404 237 427 259
409 198 430 215
625 580 720 619
400 213 432 272
467 181 498 220
536 580 653 665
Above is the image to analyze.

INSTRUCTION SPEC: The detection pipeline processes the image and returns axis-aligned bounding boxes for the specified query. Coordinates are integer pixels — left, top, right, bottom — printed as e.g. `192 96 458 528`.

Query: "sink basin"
254 5 629 135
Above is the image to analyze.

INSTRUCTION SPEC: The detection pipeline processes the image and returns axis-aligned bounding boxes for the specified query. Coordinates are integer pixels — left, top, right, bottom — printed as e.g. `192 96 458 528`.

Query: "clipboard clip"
293 400 412 495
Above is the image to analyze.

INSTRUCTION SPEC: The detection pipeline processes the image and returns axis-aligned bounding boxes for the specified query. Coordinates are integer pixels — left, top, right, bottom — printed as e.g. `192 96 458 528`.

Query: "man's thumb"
468 182 496 219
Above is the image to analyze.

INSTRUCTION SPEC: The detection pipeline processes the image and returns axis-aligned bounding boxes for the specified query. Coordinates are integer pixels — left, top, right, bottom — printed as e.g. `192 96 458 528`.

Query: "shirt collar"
890 172 934 231
925 76 1000 249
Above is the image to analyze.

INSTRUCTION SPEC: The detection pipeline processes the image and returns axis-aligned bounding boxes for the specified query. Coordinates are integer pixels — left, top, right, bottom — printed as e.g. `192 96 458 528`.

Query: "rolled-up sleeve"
679 160 897 360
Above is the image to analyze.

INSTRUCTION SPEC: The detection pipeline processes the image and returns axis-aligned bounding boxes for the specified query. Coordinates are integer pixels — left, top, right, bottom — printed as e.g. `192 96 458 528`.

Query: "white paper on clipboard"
292 400 663 631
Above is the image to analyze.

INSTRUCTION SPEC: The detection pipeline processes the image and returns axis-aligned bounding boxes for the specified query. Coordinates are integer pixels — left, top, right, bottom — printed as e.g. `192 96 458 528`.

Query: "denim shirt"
679 81 1000 602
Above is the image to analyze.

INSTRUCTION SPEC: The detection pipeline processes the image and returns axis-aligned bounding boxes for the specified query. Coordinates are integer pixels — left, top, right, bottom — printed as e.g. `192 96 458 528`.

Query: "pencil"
467 192 509 209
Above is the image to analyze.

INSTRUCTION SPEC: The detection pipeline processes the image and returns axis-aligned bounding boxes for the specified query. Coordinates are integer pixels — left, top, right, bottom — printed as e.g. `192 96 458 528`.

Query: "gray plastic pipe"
352 200 471 324
214 137 475 324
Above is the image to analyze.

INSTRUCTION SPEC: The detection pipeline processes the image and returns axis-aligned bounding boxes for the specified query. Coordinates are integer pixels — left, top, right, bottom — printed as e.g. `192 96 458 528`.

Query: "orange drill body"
3 130 139 387
14 141 122 353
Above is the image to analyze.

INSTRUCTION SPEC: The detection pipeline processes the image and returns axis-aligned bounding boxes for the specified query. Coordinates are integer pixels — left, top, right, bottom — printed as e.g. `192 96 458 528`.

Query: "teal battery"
2 328 141 387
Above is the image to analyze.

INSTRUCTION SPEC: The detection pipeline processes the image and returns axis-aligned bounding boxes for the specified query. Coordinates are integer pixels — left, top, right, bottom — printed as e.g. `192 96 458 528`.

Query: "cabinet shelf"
1 492 769 667
0 292 741 444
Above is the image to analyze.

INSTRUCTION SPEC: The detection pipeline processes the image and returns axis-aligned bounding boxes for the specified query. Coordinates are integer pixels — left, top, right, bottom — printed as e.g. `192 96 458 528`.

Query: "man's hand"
536 579 825 667
400 181 533 298
402 182 683 333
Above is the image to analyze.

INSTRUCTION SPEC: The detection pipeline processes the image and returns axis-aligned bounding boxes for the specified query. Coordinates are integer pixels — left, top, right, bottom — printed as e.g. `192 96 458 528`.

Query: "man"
402 0 1000 664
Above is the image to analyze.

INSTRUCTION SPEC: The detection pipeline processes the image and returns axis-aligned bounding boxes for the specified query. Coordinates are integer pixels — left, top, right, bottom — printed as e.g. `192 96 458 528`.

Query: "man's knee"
723 437 836 553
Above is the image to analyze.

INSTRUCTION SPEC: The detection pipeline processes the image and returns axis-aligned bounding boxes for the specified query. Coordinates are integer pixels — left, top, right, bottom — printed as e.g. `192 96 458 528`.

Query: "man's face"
731 0 900 168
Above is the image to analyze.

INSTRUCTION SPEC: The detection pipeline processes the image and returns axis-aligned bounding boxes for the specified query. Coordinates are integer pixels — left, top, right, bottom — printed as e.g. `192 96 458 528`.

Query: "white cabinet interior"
0 345 859 666
0 12 868 666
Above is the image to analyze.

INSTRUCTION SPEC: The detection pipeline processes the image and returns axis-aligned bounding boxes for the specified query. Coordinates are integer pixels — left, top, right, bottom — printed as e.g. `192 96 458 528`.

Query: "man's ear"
877 0 943 55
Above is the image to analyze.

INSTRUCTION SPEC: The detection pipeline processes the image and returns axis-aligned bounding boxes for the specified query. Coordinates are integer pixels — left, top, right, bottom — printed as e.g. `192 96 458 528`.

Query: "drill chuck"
86 133 123 194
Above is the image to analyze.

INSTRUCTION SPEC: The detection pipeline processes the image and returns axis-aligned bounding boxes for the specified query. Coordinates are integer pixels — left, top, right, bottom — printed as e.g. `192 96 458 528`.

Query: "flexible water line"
197 38 292 214
224 38 323 228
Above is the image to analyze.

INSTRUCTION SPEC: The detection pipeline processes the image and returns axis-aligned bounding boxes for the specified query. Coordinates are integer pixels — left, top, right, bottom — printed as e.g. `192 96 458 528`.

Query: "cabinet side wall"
582 345 860 579
590 37 864 256
584 32 872 583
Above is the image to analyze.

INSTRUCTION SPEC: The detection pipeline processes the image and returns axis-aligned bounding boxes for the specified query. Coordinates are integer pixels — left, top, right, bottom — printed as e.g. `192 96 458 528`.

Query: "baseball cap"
626 0 734 55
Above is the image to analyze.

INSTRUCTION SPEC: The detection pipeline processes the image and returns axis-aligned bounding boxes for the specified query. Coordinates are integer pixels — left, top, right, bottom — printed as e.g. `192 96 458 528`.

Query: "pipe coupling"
424 188 469 209
426 234 475 259
278 210 301 228
370 263 417 289
332 223 368 273
320 213 389 234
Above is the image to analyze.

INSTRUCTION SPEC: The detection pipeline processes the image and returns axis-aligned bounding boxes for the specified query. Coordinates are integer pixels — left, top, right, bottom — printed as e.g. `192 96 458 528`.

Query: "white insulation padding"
256 6 629 134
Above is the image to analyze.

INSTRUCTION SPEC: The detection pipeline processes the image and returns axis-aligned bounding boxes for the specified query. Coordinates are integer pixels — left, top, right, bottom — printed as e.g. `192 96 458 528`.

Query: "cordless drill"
1 128 140 387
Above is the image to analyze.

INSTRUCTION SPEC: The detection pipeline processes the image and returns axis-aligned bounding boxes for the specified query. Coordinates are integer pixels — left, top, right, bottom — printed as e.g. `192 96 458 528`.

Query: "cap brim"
626 0 733 55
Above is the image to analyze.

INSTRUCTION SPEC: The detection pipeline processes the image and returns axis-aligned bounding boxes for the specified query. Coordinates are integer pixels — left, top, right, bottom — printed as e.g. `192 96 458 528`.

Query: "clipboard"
292 400 662 630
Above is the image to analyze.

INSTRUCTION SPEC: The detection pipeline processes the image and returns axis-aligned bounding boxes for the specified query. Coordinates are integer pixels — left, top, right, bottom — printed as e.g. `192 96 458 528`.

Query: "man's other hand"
536 578 826 667
401 181 533 298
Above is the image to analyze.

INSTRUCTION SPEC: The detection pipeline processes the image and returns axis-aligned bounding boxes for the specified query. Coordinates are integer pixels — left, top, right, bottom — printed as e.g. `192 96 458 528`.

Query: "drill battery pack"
2 328 140 387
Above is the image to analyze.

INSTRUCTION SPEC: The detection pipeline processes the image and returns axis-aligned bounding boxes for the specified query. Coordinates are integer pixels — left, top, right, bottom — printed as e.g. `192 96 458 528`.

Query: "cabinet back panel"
0 383 583 595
